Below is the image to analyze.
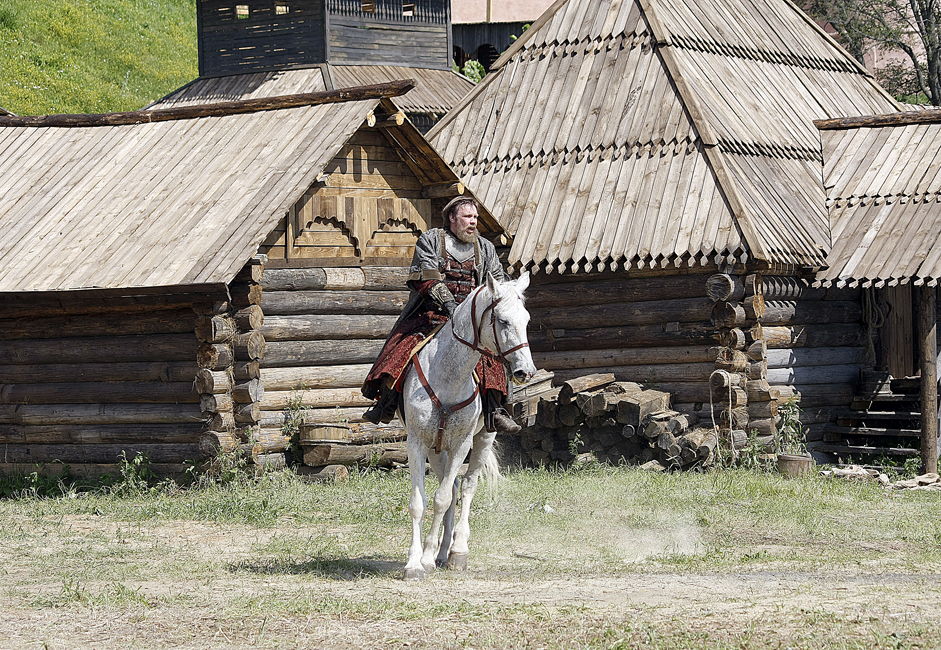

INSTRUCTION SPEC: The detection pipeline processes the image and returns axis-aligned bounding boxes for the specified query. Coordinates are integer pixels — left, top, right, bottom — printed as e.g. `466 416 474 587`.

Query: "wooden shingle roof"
151 65 473 115
0 82 459 294
428 0 900 274
817 110 941 287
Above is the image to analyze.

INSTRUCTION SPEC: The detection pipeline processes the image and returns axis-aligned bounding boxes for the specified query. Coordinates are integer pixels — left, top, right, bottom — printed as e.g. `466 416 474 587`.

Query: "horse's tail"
478 440 504 504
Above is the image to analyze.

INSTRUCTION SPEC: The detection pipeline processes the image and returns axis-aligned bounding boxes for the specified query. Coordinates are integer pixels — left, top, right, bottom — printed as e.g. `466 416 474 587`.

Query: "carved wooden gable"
261 127 433 265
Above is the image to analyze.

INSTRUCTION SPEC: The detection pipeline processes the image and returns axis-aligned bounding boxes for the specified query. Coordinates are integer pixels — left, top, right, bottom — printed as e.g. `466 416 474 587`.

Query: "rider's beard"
453 227 478 244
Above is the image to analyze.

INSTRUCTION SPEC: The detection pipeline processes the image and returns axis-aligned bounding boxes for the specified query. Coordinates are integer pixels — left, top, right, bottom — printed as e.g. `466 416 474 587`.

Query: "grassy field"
0 0 196 116
2 461 941 648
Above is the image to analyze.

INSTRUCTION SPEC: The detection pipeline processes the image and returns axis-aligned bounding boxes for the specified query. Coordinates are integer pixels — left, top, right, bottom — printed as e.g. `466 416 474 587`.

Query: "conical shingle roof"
428 0 899 273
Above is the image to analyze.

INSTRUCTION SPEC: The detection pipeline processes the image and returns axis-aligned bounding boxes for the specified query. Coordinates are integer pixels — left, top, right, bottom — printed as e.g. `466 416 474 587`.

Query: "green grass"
0 0 197 116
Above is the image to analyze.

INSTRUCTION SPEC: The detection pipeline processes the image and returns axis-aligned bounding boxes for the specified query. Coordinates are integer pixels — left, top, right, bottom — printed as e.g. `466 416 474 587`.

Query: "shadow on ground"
228 555 402 580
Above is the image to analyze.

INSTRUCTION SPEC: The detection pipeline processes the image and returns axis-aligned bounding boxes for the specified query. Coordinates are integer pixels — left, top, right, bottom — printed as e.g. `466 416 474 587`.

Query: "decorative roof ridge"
669 34 857 73
816 108 941 130
455 136 699 168
718 138 822 161
0 81 414 128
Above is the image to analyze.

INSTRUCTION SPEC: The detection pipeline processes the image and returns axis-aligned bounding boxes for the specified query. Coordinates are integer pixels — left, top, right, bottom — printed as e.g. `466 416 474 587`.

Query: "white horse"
400 271 536 580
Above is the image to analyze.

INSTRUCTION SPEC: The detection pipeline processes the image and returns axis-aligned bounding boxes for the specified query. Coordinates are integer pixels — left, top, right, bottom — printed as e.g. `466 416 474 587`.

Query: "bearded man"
361 196 520 434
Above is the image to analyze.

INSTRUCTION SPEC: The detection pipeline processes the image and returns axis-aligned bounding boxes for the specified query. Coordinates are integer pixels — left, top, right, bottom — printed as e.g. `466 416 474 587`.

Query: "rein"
415 286 528 454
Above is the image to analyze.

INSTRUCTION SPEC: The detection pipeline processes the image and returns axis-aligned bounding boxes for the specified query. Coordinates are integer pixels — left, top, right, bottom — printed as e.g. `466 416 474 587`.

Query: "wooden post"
919 285 938 473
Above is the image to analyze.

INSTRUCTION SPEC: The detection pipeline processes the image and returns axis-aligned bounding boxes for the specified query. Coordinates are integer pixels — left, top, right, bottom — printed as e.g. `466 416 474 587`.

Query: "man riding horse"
362 196 521 434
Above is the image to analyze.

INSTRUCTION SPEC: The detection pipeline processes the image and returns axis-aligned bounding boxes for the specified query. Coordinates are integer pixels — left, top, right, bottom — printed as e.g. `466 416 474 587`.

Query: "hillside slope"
0 0 196 116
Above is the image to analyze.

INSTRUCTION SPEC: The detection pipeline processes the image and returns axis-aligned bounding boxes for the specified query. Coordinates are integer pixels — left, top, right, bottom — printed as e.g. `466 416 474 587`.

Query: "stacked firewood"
510 373 718 469
297 422 408 481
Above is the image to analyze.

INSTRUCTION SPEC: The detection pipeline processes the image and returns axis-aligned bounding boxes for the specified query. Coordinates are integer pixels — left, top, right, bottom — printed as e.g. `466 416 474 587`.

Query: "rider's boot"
483 389 521 434
363 384 399 424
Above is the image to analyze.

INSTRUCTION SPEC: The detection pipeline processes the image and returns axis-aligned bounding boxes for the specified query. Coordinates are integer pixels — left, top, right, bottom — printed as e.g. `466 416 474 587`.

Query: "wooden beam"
0 81 417 128
919 285 938 473
421 182 464 199
815 109 941 131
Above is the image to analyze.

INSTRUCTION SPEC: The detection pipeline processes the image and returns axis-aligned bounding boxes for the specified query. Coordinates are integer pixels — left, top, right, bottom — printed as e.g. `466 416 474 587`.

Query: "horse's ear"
486 271 498 294
516 271 530 293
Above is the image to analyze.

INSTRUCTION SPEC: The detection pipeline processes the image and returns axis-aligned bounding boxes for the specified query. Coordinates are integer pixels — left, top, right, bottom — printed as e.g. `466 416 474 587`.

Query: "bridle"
414 286 529 453
450 288 530 361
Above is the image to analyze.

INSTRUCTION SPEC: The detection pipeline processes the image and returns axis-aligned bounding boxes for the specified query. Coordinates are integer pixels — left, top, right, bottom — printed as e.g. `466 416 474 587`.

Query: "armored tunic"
362 227 507 400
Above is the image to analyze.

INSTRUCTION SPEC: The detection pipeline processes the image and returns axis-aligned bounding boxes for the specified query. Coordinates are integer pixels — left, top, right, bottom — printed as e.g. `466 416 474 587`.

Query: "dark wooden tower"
197 0 452 77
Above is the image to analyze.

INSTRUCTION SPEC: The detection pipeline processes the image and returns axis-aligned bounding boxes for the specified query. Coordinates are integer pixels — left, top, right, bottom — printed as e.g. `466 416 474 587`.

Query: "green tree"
807 0 941 105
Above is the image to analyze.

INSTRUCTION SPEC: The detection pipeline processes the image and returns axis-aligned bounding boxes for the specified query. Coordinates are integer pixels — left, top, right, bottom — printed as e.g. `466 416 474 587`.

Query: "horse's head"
484 271 537 385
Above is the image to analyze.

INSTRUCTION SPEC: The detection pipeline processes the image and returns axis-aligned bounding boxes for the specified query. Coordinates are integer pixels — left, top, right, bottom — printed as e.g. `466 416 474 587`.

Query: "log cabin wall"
526 269 719 418
760 277 865 445
0 295 208 478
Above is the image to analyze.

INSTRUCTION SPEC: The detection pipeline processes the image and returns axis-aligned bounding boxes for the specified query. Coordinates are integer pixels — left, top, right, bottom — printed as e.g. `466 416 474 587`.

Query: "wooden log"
194 369 232 395
762 324 865 349
706 274 745 302
235 401 261 423
720 407 749 429
529 298 713 329
233 360 260 381
259 407 365 427
233 305 264 331
719 328 746 349
234 263 265 284
261 340 384 367
193 300 230 317
260 289 409 315
747 380 780 402
296 464 350 482
0 81 417 127
233 331 266 360
558 402 580 426
0 309 198 341
232 379 264 403
581 391 623 417
729 429 747 450
615 391 671 426
746 339 767 361
715 348 748 372
260 387 370 410
260 314 397 341
746 361 767 380
302 441 408 467
667 415 690 434
0 423 205 445
198 343 233 370
536 399 560 428
528 321 717 351
0 361 198 384
711 301 746 328
536 362 717 384
262 267 410 292
712 386 747 408
761 300 862 326
195 316 235 343
748 401 778 419
643 420 667 440
574 390 602 411
657 430 677 451
527 274 707 309
919 285 938 474
0 381 197 405
3 293 198 319
253 428 292 453
421 181 464 198
534 346 717 370
747 323 763 343
209 412 236 432
766 364 861 385
253 452 287 473
259 364 372 391
744 294 765 321
709 370 743 390
300 423 353 444
766 347 865 369
0 333 199 365
558 373 615 404
698 431 719 458
347 423 407 444
0 443 203 464
229 282 263 308
200 393 233 413
744 274 762 297
748 418 776 437
760 276 860 301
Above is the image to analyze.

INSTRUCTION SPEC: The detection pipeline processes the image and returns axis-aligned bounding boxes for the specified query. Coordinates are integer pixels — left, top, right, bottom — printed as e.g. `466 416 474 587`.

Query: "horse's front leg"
420 435 473 572
403 435 429 580
448 428 496 570
427 450 460 568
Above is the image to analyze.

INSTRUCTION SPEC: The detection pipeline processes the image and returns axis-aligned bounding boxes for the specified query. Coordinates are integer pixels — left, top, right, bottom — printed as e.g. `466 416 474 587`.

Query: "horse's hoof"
402 567 426 581
435 557 448 569
447 552 468 571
